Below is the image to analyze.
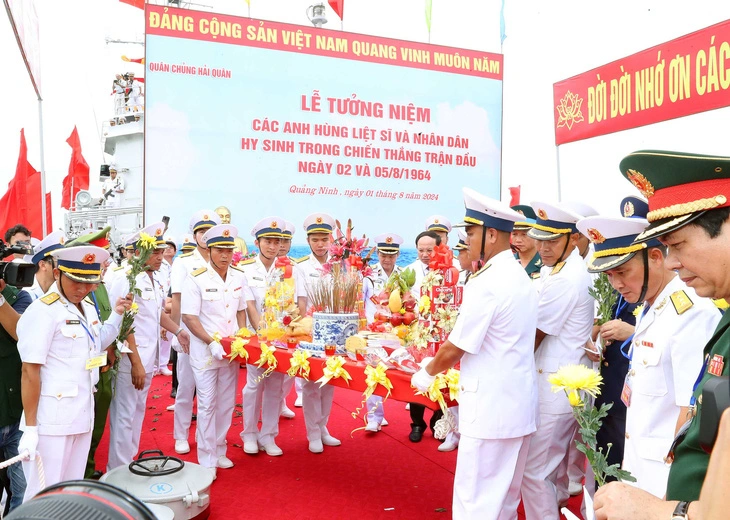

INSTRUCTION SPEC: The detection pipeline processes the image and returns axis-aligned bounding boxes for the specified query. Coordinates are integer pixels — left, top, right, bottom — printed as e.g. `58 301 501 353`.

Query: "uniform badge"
626 169 655 198
82 253 96 264
223 229 231 237
385 236 393 244
586 228 606 244
708 354 725 376
537 208 549 220
623 201 635 217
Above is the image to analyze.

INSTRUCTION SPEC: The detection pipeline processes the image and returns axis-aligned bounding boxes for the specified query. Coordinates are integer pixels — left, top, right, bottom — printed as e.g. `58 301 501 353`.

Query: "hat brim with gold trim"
620 150 730 243
52 245 109 284
204 224 238 249
577 216 661 273
526 202 581 241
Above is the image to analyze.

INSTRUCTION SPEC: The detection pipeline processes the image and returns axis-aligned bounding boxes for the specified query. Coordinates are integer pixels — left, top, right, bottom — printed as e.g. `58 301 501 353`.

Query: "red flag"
0 129 51 238
508 186 521 206
119 0 145 9
328 0 344 19
62 126 90 209
121 55 145 65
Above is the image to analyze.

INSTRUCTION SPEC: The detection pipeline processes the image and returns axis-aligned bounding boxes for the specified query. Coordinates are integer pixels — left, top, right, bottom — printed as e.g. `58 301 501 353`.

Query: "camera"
0 239 37 287
699 375 730 452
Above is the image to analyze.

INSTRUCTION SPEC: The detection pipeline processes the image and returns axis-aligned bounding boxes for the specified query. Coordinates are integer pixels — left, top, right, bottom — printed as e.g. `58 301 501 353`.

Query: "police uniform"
412 188 538 519
297 213 342 453
520 202 595 519
182 225 252 472
16 246 122 500
106 223 168 471
362 233 403 432
616 150 730 502
170 210 221 453
23 231 66 301
240 217 291 456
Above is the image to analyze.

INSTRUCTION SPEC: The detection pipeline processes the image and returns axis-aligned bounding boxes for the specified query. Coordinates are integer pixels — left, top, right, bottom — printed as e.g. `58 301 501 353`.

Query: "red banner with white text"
553 19 730 145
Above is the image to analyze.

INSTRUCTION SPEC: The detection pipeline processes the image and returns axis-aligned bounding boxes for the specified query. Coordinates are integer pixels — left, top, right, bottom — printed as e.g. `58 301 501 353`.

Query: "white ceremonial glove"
411 367 436 393
171 335 182 353
18 426 39 461
208 341 226 361
418 356 434 369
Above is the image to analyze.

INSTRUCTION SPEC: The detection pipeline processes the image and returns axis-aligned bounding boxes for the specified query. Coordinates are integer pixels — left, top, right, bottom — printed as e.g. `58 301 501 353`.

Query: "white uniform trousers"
521 412 578 520
241 364 284 446
192 363 238 468
445 406 461 445
157 335 172 372
567 425 586 484
107 371 153 471
22 431 92 501
453 434 530 520
281 376 304 404
302 381 335 441
174 352 196 441
366 395 385 424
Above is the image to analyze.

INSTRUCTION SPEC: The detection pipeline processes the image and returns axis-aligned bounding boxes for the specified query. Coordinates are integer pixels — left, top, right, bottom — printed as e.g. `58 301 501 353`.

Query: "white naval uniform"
16 283 122 500
296 254 337 443
170 250 206 444
23 279 44 301
126 80 143 110
157 259 173 371
622 276 719 497
240 256 290 446
182 264 252 468
107 269 165 470
521 248 595 520
447 250 538 519
102 176 125 209
103 260 128 286
406 259 430 295
362 263 402 425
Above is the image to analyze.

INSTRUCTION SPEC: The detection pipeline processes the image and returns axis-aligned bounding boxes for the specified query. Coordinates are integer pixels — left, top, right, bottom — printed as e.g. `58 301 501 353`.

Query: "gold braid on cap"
646 195 727 222
530 222 572 234
593 243 646 258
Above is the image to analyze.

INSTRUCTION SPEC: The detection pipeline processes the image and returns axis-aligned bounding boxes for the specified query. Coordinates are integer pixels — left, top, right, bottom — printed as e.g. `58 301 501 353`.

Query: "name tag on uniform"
621 374 632 407
86 352 108 370
144 287 153 291
309 273 320 278
253 277 264 282
66 319 80 325
205 288 218 292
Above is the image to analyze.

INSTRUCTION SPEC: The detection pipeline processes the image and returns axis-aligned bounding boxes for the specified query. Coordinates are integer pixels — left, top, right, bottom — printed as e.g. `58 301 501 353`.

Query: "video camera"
0 240 38 287
699 374 730 452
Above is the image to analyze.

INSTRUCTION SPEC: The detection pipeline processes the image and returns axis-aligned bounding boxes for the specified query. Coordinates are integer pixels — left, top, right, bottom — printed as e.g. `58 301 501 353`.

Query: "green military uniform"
666 310 729 500
521 252 542 280
618 150 730 501
510 205 542 280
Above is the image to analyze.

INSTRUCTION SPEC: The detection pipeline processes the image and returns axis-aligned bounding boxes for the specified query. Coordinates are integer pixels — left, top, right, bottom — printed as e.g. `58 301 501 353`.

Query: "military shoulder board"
530 272 540 279
550 261 566 275
670 290 694 315
295 255 310 264
470 263 492 279
230 265 246 273
192 267 208 277
41 292 60 305
239 258 256 266
180 252 194 258
112 265 125 271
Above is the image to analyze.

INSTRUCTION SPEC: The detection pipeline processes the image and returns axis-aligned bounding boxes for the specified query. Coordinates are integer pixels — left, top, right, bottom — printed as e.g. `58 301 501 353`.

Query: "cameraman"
0 279 32 512
4 225 32 261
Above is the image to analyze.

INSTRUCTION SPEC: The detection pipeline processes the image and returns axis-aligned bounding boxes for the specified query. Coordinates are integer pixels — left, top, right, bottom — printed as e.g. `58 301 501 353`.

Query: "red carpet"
94 369 585 519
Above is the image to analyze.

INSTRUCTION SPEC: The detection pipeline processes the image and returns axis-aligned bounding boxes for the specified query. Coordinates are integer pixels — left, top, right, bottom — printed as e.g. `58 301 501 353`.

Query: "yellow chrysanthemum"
138 232 157 250
418 295 431 314
568 389 583 407
129 302 139 314
548 364 603 397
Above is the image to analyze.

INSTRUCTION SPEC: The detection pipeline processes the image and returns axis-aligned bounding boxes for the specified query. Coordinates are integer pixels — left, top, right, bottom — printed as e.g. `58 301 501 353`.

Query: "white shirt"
363 263 402 323
295 254 327 310
17 282 122 436
109 270 165 373
240 256 280 313
104 259 128 286
159 259 172 295
181 264 252 370
102 176 125 206
448 249 538 439
623 275 720 497
170 249 207 295
534 248 595 414
406 259 430 295
24 279 44 301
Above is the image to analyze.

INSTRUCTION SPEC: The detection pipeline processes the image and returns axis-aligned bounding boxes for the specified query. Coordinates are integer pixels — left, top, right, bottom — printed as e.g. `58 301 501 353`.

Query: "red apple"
390 314 404 326
374 310 390 323
282 315 292 326
402 311 416 326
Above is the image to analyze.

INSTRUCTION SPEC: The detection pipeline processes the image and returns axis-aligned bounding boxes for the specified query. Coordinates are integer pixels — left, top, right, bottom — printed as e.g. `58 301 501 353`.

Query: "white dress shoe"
437 439 459 452
174 440 190 454
166 403 175 412
381 418 389 427
294 395 303 407
405 403 410 410
321 434 341 447
365 420 381 432
158 366 173 376
259 442 283 456
208 467 217 480
308 439 324 453
243 441 259 454
569 481 583 496
217 455 234 468
280 405 295 419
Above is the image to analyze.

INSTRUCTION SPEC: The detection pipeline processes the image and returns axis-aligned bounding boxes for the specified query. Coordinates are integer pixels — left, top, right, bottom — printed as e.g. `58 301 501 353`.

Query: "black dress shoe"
90 471 103 480
409 424 425 442
170 388 177 399
191 413 197 422
429 409 443 432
